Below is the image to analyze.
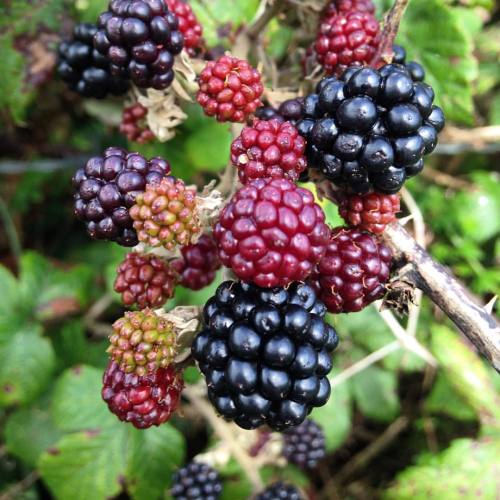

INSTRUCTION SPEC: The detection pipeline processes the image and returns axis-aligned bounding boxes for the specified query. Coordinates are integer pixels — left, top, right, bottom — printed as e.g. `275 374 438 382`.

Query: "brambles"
120 103 155 144
114 252 177 308
231 119 307 184
214 178 330 288
171 234 220 290
192 281 339 431
129 176 200 249
297 65 444 194
197 55 264 122
171 461 222 500
166 0 203 56
102 361 183 428
107 308 177 375
72 148 171 247
93 0 184 90
309 227 392 313
57 22 129 98
339 192 400 234
256 482 304 500
283 419 326 469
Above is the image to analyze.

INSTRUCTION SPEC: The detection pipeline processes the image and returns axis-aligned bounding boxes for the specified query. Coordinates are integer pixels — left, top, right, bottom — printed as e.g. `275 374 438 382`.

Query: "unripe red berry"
166 0 203 56
120 103 155 144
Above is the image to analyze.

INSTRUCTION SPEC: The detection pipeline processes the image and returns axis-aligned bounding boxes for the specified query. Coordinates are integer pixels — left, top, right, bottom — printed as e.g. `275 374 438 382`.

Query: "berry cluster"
171 461 222 500
283 418 326 469
120 103 155 144
256 482 304 500
197 55 264 122
72 147 170 247
192 281 339 431
297 65 445 194
94 0 184 90
58 22 129 98
166 0 203 56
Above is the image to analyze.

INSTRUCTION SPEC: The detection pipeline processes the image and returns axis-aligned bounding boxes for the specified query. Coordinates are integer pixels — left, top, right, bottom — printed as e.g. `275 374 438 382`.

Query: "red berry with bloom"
102 361 183 429
171 234 220 290
309 227 392 313
339 192 400 234
120 103 155 144
214 178 330 288
197 55 264 123
315 11 380 76
166 0 203 56
114 252 178 308
231 119 307 184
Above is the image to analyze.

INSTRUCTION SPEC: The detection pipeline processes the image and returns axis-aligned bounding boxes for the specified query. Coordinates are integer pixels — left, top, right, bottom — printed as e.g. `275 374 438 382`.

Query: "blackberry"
57 22 129 98
231 119 307 184
256 482 303 500
166 0 203 56
171 234 220 291
120 103 155 144
171 461 222 500
283 419 326 469
297 65 444 194
255 99 305 125
114 252 178 308
391 44 426 82
323 0 376 15
197 55 264 122
73 147 170 246
102 361 183 428
93 0 184 90
192 281 339 431
214 178 330 288
309 227 392 313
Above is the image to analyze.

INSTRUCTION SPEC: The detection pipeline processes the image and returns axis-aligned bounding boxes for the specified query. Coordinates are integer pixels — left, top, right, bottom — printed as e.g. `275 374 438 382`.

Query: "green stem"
0 195 21 264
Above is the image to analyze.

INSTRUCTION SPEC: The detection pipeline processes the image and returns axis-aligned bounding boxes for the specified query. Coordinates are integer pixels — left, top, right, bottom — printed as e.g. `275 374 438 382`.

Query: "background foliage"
0 0 499 499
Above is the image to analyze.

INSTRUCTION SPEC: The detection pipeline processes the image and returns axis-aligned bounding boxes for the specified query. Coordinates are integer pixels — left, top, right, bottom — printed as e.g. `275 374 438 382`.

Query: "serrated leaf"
5 395 63 467
384 438 500 499
351 365 400 422
310 368 352 451
0 327 56 407
126 425 185 500
39 427 128 500
51 365 118 432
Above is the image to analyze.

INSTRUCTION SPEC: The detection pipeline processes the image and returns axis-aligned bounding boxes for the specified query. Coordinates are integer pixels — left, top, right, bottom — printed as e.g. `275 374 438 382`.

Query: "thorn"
484 296 498 315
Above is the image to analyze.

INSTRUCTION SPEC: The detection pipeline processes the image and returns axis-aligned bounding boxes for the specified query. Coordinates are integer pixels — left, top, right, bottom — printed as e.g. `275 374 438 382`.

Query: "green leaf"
51 365 118 432
384 438 500 499
397 0 479 124
310 368 352 451
39 427 128 500
351 365 400 422
5 395 63 467
0 264 23 338
0 327 55 407
431 325 500 430
126 425 185 500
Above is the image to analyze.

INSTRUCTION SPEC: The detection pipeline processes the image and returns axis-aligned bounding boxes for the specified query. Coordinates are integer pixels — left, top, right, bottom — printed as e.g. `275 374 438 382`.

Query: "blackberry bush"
171 461 222 500
192 281 339 431
72 147 170 246
93 0 184 90
58 22 129 98
297 64 445 194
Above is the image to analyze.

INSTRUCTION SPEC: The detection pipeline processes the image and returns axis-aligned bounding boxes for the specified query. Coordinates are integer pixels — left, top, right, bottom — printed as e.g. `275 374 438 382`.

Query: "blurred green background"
0 0 499 499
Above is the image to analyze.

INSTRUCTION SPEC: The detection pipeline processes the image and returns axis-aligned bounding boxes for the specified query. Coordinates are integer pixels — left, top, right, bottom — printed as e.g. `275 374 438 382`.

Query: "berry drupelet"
255 98 305 125
323 0 376 15
197 55 264 122
296 65 445 194
93 0 184 90
120 103 155 144
309 227 392 313
256 482 304 500
57 22 129 98
166 0 203 56
102 360 183 428
339 192 400 234
283 418 326 469
114 252 178 308
73 147 170 246
171 234 220 290
192 281 340 431
231 119 307 184
214 178 330 288
171 461 222 500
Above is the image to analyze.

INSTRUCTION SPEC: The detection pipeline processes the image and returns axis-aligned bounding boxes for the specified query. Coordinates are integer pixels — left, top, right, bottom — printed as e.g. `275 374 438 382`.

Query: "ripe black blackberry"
256 482 303 500
392 44 426 82
171 461 222 500
255 98 304 124
283 418 326 469
192 281 339 431
73 147 170 246
57 22 129 98
94 0 184 90
296 64 444 194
